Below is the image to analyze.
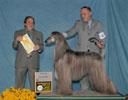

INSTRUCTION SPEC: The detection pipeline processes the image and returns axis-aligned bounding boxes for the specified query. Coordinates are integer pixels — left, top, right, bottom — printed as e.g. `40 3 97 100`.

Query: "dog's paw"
54 89 72 96
54 89 61 95
62 92 72 96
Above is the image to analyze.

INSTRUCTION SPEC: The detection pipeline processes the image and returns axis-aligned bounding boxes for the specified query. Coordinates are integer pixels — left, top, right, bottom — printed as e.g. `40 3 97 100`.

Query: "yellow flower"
0 96 2 100
0 87 36 100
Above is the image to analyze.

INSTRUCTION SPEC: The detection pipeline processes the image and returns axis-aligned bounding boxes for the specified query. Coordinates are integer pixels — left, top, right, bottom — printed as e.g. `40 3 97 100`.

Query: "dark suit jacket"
12 28 44 68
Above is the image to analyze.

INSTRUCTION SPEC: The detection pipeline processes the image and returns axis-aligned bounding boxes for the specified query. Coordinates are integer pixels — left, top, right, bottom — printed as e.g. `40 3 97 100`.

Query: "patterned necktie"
27 31 32 39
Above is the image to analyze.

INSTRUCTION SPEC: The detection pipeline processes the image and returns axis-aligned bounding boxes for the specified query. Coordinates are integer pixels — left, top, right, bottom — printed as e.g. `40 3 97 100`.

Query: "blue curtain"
0 0 128 95
106 0 128 95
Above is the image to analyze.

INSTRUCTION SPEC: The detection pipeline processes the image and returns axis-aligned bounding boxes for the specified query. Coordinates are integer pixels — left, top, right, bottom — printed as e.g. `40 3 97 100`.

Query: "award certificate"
20 34 35 54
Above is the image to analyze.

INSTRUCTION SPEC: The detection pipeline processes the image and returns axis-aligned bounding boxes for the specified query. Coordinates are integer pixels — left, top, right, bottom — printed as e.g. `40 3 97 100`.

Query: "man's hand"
34 45 40 51
16 36 23 42
97 42 104 48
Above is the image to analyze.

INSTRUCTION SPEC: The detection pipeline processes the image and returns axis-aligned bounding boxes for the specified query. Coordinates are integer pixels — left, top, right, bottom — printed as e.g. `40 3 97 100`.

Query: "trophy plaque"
35 72 52 93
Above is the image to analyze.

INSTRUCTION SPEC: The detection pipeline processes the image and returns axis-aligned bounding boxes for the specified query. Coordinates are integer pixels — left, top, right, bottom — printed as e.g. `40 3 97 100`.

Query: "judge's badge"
99 32 106 39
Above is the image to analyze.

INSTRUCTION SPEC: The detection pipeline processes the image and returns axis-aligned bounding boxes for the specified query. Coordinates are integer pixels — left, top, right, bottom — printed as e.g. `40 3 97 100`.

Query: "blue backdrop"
0 0 128 95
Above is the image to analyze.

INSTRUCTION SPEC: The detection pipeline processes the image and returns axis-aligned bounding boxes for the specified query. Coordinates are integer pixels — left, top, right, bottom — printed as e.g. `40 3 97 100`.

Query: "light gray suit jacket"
66 19 106 53
12 28 44 68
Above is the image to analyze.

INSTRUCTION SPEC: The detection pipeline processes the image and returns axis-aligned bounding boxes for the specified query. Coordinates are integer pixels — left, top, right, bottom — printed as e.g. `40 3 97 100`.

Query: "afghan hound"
45 31 117 96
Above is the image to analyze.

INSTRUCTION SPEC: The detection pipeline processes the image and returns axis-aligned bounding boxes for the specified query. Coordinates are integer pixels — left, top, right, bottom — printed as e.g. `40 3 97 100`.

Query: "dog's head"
45 31 64 44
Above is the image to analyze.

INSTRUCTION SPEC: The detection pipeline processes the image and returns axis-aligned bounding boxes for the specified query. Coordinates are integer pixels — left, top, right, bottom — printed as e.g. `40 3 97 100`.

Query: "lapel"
89 19 95 30
20 29 26 36
31 29 36 42
88 19 97 36
31 29 39 45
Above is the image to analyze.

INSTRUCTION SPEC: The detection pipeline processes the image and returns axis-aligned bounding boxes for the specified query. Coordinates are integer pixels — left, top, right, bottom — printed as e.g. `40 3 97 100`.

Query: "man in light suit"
63 6 106 90
12 16 44 91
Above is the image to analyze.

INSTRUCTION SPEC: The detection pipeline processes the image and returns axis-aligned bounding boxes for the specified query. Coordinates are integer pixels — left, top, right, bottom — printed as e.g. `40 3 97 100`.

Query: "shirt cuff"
62 32 68 38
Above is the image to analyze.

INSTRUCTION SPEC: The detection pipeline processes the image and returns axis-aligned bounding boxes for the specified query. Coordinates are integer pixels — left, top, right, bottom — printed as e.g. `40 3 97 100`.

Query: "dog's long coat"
45 31 117 95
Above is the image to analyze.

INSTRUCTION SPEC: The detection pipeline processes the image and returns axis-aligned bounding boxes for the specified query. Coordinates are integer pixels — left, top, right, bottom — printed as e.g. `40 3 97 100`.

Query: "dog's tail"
88 58 117 94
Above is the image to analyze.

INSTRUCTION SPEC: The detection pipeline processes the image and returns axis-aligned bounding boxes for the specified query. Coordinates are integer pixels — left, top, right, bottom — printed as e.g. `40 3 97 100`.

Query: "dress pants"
80 76 90 91
15 58 38 91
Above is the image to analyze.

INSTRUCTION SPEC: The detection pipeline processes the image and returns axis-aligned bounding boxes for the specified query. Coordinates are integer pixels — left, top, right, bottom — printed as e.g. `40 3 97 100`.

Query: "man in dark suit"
63 6 106 90
12 16 44 91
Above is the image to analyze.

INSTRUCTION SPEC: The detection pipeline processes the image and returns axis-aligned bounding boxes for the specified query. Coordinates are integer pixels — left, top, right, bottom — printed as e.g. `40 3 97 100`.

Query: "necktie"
27 31 32 39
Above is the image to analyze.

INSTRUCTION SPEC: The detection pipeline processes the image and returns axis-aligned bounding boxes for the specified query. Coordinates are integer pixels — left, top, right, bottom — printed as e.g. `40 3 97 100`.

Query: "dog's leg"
59 65 72 96
105 77 117 94
54 79 62 95
88 59 117 94
54 70 62 95
54 70 59 92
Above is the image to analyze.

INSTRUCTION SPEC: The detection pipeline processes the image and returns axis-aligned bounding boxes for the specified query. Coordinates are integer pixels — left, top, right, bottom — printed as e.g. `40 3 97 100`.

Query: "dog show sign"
35 72 52 93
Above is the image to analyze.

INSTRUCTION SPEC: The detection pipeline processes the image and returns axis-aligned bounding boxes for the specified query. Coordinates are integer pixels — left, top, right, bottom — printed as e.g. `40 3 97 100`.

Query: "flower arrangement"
0 87 36 100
